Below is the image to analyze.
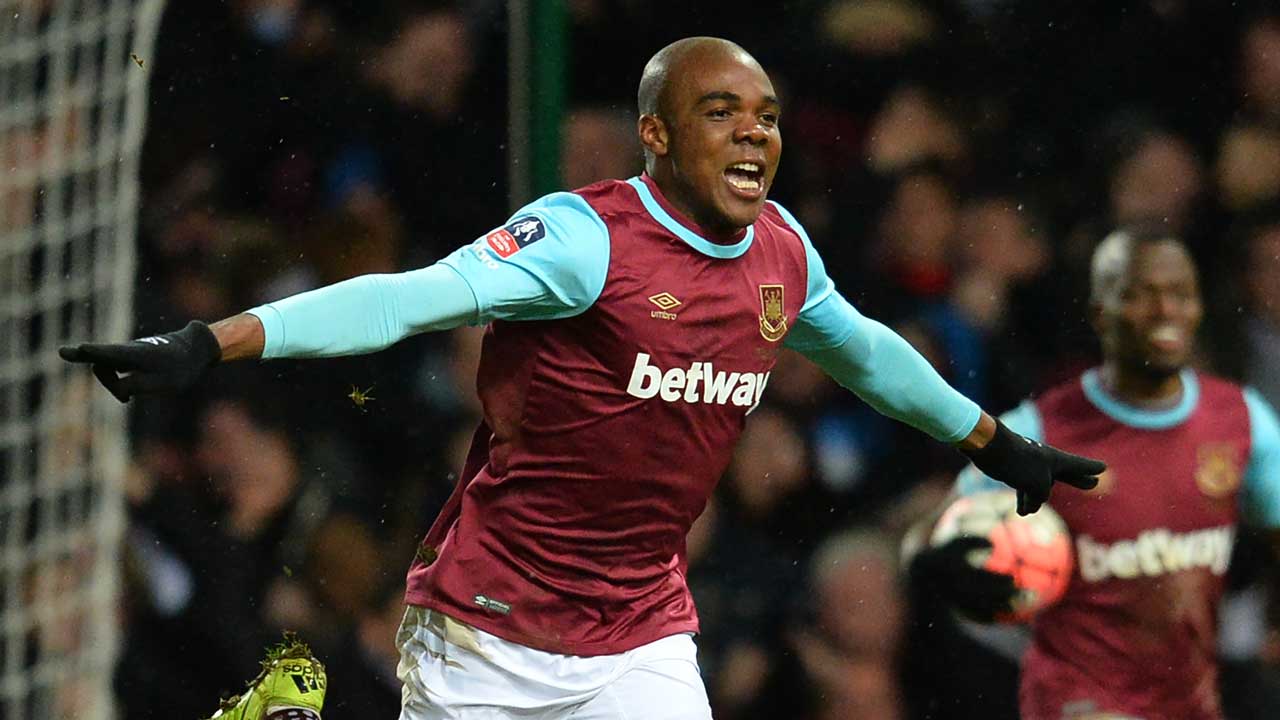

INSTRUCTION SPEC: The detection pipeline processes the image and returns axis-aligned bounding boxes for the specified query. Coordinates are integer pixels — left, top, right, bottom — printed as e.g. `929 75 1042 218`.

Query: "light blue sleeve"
803 315 983 442
438 192 610 323
247 263 479 359
1242 388 1280 527
769 201 980 442
245 192 609 359
771 202 858 353
954 401 1044 496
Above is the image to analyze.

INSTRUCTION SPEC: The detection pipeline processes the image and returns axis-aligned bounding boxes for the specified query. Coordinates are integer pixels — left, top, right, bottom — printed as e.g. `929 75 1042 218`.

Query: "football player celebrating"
62 37 1101 719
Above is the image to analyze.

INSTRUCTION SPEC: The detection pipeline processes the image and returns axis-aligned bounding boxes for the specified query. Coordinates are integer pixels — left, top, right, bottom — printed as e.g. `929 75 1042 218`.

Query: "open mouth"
1148 324 1186 352
724 162 765 195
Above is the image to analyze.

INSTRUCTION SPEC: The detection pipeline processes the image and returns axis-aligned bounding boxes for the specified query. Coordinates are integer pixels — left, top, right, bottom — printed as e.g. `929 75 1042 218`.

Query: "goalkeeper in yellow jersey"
206 633 326 720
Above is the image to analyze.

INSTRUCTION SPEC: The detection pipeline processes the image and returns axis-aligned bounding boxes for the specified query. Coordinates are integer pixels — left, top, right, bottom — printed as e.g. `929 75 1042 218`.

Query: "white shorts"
395 606 713 720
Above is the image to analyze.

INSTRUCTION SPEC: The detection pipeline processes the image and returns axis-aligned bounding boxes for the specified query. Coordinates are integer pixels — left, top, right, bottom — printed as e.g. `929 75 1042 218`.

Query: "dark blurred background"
107 1 1280 718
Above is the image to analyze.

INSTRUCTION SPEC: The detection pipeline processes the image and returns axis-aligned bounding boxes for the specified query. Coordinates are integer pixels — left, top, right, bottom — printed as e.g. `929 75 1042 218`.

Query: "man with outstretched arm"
64 36 1102 720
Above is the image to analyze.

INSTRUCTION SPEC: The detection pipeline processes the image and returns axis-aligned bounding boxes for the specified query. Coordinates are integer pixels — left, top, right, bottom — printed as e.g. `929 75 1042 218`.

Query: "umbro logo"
648 292 681 320
649 292 681 310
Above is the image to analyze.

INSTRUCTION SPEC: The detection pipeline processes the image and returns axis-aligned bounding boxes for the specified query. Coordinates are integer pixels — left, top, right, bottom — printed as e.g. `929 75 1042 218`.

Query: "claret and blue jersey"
955 368 1280 720
434 174 864 353
249 173 984 657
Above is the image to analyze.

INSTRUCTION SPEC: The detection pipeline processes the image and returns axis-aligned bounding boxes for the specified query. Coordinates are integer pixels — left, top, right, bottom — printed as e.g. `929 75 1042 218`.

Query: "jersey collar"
1080 367 1199 430
627 175 754 259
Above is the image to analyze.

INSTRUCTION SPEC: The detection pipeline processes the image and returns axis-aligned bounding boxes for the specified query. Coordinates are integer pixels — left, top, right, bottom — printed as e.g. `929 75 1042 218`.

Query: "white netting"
0 1 163 718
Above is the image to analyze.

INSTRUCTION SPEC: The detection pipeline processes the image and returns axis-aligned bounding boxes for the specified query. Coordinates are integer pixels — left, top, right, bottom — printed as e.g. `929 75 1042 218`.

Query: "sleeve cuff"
245 305 285 359
944 401 984 444
438 257 489 322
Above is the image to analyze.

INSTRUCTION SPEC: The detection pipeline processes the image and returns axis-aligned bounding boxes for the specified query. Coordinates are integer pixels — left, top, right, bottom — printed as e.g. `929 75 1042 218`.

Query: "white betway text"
626 352 769 410
1076 525 1234 583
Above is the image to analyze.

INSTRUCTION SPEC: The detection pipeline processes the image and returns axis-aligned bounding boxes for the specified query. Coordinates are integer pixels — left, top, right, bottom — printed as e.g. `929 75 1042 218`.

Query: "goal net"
1 1 164 718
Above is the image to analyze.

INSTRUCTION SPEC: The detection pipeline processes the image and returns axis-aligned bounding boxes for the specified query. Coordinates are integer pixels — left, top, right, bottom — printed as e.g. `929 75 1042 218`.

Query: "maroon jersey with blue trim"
1021 373 1251 720
404 177 809 655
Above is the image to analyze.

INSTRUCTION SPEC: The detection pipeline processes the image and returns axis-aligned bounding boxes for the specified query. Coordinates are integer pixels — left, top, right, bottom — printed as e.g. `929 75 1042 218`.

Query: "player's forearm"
209 313 266 361
246 264 479 359
805 317 982 443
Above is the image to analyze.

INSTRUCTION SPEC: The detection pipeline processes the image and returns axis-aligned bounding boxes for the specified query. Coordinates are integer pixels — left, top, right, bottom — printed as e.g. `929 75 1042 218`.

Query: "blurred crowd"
74 0 1280 718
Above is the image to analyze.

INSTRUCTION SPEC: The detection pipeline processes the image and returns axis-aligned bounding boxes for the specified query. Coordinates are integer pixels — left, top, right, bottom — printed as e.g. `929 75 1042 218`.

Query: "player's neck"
1099 362 1185 409
642 172 747 243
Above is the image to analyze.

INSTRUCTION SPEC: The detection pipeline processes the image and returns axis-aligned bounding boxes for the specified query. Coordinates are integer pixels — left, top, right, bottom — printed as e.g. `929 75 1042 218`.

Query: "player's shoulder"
1031 374 1088 412
761 199 807 244
1194 370 1248 402
753 201 812 269
569 178 644 219
1207 374 1280 439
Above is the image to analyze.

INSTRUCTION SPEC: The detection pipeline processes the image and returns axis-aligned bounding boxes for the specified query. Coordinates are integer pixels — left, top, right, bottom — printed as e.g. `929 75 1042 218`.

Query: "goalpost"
0 1 164 718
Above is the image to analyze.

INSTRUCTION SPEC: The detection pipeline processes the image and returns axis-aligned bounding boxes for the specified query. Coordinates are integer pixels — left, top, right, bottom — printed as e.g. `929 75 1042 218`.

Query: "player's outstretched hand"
962 419 1105 515
910 536 1017 623
59 320 221 402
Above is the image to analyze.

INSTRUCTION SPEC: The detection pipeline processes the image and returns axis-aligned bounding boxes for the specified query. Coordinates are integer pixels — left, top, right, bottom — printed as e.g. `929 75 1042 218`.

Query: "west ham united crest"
1194 443 1241 498
758 284 787 342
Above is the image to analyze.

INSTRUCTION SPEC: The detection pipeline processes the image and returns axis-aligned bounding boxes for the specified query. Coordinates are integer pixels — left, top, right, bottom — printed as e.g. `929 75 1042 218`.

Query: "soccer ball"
929 490 1073 623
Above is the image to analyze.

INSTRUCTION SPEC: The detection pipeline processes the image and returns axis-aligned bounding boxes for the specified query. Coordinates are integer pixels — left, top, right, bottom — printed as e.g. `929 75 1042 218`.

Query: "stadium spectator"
790 530 907 720
321 579 406 720
560 106 644 189
684 495 797 719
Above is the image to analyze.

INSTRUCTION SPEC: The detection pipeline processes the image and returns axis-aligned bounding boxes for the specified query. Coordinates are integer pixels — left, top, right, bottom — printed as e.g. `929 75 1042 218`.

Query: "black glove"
910 536 1018 622
961 419 1105 515
59 320 221 402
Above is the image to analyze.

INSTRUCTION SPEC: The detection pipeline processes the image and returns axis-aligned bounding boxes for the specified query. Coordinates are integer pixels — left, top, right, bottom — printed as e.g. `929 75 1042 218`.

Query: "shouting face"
640 42 782 236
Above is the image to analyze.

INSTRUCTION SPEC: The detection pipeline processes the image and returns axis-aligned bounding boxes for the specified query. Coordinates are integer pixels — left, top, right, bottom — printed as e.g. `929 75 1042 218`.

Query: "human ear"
638 114 669 157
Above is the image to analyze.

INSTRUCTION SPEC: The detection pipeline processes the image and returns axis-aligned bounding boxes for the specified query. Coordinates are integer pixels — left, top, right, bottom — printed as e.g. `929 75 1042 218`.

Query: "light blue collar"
1080 368 1198 430
626 176 754 259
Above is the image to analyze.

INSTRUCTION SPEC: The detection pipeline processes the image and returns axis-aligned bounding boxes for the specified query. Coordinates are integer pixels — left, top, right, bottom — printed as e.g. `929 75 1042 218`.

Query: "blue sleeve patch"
768 201 859 352
955 401 1044 496
1242 388 1280 528
440 192 610 323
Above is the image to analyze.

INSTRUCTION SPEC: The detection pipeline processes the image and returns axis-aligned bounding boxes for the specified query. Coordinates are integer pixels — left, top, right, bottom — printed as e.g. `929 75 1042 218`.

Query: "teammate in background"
61 38 1103 719
914 227 1280 720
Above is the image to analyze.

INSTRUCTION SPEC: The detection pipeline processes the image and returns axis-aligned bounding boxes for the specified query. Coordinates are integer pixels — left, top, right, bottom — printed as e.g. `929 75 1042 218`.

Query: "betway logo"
626 353 769 409
1077 525 1234 583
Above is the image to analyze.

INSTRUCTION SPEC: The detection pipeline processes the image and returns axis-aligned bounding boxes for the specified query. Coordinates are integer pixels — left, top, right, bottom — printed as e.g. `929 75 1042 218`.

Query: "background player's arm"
903 401 1045 558
1241 389 1280 557
898 404 1044 621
